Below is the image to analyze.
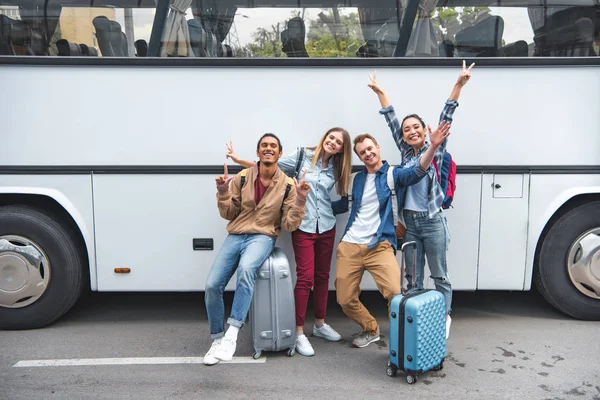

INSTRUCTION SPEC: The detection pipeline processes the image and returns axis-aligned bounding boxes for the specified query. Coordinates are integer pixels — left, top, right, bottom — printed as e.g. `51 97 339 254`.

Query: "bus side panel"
2 66 599 169
525 175 600 290
0 175 96 289
93 174 223 291
442 174 482 291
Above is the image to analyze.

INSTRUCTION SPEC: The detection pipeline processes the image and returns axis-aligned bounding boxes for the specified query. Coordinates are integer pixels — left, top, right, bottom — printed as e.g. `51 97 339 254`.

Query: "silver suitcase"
249 247 296 359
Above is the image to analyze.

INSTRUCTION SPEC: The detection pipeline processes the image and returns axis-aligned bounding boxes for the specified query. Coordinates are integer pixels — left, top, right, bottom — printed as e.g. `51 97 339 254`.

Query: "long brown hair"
311 127 352 196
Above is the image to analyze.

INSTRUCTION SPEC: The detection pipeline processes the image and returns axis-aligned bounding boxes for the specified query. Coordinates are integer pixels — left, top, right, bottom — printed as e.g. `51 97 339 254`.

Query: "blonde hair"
311 127 352 196
353 133 378 154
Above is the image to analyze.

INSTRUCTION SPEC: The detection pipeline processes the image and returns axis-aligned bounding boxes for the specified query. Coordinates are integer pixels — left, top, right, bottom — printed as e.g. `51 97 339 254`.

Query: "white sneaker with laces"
446 315 452 340
214 338 237 361
312 323 342 342
295 334 315 356
203 338 222 366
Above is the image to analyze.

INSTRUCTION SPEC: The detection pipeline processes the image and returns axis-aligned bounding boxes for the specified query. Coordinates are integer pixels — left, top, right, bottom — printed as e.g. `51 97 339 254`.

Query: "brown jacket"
217 165 306 236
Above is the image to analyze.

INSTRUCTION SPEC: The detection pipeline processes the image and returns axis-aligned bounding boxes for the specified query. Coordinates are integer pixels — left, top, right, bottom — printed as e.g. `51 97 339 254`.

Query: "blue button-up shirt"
278 148 340 234
332 161 428 251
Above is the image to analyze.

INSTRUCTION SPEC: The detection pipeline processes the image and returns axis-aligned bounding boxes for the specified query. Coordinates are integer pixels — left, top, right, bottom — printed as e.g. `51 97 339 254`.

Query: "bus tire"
535 200 600 321
0 205 86 329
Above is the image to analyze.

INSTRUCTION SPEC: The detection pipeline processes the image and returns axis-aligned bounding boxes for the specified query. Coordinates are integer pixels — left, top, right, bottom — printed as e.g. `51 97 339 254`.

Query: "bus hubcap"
0 235 50 308
567 228 600 300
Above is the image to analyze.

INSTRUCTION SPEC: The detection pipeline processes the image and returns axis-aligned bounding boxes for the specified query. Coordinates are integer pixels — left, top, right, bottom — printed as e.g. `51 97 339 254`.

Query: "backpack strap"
387 166 398 227
240 168 248 188
294 147 305 179
347 172 358 208
432 159 441 183
281 177 294 213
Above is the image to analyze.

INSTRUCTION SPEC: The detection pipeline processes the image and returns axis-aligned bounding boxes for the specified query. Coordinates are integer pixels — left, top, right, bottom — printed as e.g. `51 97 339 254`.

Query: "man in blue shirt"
333 125 449 348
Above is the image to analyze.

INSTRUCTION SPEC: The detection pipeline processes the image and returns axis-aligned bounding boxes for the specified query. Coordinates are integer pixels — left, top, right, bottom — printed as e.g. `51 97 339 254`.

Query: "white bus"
1 0 599 329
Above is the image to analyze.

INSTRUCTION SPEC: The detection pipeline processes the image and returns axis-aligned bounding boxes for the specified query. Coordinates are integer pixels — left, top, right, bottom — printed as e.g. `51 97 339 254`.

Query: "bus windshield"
0 0 598 58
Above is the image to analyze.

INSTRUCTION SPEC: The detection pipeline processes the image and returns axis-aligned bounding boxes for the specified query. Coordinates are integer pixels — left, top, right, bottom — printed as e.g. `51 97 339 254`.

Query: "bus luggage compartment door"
478 174 530 290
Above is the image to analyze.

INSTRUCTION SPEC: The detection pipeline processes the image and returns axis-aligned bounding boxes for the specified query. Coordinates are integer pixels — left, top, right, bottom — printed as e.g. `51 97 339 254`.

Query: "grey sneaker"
352 328 380 348
312 323 342 342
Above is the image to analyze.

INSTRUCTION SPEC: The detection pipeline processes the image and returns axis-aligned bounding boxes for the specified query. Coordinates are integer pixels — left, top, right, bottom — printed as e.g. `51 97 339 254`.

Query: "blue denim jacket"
332 161 428 251
278 148 339 234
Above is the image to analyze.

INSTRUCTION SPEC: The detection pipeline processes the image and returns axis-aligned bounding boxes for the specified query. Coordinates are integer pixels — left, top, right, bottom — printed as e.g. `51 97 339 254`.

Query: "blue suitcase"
387 241 446 384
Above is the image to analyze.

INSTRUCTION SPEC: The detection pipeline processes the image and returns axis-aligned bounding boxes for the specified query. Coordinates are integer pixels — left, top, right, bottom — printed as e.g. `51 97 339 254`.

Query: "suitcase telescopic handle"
400 241 417 292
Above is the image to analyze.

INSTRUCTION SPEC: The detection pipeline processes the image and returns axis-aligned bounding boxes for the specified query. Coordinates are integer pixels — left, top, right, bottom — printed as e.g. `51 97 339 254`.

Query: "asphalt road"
1 289 599 400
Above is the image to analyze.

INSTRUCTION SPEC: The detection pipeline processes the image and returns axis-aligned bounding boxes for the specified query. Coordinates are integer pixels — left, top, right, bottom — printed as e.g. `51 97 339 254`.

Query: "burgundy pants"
292 227 336 327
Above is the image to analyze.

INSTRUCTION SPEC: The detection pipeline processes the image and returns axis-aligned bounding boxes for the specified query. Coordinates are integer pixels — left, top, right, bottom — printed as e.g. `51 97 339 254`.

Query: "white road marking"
13 356 266 367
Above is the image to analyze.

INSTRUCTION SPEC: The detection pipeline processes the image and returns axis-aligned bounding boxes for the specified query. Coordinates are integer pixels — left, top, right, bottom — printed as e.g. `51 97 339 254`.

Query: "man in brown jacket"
203 133 309 365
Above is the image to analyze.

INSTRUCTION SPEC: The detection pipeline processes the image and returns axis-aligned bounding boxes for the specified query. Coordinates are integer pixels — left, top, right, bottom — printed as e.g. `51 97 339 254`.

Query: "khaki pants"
335 241 401 334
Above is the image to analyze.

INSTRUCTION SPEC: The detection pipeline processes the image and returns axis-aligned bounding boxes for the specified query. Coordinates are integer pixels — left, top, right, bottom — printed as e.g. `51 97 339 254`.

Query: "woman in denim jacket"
368 61 474 340
226 127 352 356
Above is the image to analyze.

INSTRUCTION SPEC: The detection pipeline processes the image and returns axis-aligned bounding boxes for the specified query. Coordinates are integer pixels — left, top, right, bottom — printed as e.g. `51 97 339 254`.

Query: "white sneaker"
214 338 237 361
295 334 315 356
312 323 342 342
203 338 222 366
446 315 452 340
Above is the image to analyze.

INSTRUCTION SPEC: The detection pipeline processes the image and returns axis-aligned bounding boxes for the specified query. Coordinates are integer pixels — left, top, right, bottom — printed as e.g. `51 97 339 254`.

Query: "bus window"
528 6 597 57
400 0 598 57
0 1 158 57
0 0 597 58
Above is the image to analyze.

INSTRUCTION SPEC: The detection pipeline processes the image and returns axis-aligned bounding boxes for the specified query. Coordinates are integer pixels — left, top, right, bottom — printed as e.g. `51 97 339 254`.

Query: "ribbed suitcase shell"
387 241 446 382
389 289 446 376
248 247 296 359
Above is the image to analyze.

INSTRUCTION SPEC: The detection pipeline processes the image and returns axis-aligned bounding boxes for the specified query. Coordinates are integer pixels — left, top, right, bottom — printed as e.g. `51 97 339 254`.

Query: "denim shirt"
404 157 430 212
278 148 340 234
333 161 428 251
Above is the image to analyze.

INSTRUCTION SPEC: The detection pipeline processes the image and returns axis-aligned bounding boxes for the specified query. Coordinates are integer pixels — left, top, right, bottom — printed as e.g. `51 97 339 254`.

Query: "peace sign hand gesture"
294 170 310 201
216 164 234 194
225 141 240 164
457 60 475 87
367 70 383 94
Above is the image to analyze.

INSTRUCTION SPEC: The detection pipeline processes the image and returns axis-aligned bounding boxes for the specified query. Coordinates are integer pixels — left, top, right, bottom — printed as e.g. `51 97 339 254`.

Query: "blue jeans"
403 210 452 314
205 234 276 339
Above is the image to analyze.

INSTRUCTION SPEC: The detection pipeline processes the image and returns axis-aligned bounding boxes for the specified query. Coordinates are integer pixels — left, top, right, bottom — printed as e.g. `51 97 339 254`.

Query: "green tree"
432 7 491 42
237 22 284 57
305 8 363 58
245 23 283 57
237 9 363 58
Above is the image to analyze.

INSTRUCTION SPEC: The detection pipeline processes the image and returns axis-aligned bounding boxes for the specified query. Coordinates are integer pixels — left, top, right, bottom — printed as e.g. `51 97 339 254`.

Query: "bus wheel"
0 205 86 329
535 200 600 320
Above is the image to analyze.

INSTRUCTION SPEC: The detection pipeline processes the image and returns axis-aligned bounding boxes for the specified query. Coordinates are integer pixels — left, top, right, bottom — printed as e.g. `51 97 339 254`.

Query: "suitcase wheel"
433 361 444 371
406 375 417 384
386 363 397 378
287 348 295 357
252 351 262 360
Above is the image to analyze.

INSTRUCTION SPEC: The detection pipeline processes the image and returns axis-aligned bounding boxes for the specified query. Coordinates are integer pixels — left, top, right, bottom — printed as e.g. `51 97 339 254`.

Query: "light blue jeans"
403 210 452 314
205 234 275 339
